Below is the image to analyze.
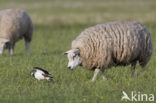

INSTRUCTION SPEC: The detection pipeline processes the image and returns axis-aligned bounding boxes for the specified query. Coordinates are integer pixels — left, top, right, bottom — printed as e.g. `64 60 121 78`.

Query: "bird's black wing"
33 67 50 75
42 73 53 78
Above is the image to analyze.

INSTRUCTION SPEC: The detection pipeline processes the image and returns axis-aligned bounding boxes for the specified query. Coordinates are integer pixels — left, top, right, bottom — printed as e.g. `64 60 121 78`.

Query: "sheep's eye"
73 55 76 60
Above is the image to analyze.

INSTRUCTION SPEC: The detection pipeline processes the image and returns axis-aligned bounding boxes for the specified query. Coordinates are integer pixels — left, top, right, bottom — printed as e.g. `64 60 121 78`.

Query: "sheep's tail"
139 28 153 68
139 55 152 68
139 60 148 68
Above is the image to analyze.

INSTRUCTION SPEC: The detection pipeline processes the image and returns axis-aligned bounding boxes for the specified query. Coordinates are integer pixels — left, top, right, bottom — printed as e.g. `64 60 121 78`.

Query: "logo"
121 91 154 102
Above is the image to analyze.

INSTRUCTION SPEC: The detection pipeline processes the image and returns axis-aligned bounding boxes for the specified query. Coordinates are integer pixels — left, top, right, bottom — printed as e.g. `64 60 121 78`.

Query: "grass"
0 0 156 103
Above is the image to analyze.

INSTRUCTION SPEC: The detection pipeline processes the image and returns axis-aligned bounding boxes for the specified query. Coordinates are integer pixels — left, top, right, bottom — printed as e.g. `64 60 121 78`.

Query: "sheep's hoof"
131 74 135 78
91 79 96 82
8 54 13 56
102 76 107 80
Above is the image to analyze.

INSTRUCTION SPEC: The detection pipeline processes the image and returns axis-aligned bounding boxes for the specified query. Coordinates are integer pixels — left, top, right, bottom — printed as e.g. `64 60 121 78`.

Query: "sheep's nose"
68 66 71 69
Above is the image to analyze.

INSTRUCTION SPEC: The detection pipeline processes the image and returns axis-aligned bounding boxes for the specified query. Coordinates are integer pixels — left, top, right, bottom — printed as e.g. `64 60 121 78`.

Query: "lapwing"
30 67 53 82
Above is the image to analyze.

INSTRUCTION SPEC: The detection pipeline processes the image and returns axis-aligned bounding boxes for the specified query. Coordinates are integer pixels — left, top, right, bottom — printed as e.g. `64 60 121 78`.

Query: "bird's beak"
30 70 34 76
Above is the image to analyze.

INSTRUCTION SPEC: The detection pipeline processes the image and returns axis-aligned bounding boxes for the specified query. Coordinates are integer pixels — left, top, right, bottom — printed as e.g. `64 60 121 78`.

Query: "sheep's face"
0 38 9 55
65 49 82 70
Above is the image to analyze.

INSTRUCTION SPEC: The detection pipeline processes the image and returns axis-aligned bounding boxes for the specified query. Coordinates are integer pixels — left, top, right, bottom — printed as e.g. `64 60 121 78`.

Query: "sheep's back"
0 9 32 41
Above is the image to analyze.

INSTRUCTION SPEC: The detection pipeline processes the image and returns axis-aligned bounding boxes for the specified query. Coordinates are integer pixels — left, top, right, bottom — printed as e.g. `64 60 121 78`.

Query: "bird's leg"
91 68 100 82
131 61 137 77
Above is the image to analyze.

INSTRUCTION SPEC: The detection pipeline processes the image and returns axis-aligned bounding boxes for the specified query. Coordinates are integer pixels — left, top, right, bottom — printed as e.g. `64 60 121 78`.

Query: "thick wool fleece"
72 21 153 70
0 9 33 45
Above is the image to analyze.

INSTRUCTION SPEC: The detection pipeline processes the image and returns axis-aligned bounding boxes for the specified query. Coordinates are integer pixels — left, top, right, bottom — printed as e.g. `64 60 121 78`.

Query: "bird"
30 67 53 82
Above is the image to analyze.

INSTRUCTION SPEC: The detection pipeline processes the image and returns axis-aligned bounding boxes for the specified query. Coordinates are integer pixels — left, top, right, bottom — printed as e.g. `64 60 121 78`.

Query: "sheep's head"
0 38 9 55
64 48 82 70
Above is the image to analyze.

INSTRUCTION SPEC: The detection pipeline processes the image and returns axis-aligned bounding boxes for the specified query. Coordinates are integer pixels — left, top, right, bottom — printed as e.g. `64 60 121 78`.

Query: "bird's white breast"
34 70 45 80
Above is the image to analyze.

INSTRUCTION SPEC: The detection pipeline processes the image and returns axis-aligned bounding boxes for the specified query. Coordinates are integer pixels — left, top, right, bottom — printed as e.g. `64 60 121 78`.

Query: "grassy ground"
0 0 156 103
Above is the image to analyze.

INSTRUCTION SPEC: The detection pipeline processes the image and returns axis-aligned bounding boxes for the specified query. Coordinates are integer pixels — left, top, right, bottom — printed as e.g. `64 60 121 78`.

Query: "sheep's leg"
102 74 107 80
131 61 137 77
24 33 31 55
91 68 100 82
101 70 107 80
26 41 30 55
9 47 14 56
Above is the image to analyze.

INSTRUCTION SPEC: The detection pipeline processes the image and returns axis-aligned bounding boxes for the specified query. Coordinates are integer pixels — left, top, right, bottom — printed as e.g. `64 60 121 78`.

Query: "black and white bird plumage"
30 67 53 82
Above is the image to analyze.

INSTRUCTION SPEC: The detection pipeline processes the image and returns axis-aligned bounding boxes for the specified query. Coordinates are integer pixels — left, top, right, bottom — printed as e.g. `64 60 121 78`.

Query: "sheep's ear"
64 49 80 55
64 51 68 55
64 50 71 55
0 38 9 43
73 48 80 55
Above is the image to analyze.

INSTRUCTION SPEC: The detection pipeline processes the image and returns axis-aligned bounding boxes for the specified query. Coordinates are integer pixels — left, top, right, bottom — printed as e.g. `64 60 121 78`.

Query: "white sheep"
0 9 33 56
65 20 153 81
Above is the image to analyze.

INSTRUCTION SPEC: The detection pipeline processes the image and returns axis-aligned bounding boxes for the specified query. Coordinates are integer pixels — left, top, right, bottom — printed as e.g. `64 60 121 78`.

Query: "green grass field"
0 0 156 103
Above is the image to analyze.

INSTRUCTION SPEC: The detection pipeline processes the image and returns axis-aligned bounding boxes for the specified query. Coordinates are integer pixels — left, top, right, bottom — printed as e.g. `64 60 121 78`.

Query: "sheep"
65 20 153 81
0 9 33 56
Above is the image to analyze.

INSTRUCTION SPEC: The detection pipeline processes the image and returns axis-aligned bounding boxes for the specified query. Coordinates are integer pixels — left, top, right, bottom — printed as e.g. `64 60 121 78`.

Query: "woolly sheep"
0 9 33 56
65 20 153 81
